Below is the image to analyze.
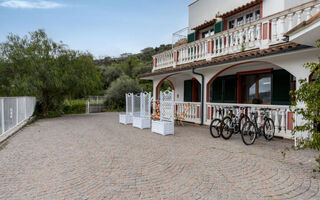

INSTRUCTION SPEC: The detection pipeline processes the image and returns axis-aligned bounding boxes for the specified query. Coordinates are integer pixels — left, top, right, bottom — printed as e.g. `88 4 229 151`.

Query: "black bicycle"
209 108 223 138
241 108 275 145
221 106 250 140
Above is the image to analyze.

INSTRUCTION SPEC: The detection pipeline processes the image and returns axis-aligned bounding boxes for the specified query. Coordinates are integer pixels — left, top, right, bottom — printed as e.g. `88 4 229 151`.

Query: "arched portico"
206 61 297 105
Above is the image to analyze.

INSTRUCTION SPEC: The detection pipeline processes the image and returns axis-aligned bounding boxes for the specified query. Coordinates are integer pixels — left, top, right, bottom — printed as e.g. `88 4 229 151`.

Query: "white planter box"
133 117 151 129
119 114 133 125
151 120 174 135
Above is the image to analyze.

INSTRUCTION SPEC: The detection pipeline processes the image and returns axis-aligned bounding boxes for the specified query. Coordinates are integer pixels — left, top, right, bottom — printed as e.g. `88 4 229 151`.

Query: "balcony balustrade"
153 1 320 71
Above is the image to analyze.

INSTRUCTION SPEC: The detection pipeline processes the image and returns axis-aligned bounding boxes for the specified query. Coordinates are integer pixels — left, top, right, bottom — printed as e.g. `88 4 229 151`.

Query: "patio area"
0 112 320 199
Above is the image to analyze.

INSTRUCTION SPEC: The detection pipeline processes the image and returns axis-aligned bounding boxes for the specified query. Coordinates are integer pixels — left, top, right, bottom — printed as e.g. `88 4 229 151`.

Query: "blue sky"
0 0 194 58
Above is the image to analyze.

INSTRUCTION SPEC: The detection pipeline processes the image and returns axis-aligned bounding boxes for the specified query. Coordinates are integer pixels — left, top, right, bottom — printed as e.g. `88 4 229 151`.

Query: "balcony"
152 1 320 72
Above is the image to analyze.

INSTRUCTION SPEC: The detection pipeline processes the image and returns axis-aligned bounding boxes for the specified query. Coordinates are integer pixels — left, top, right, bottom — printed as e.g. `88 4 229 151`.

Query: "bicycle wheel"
209 119 221 138
241 121 257 145
221 116 233 140
263 118 275 141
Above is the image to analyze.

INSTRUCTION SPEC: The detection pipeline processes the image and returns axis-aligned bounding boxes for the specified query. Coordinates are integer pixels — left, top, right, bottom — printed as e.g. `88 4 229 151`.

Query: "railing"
175 101 201 123
205 103 294 139
153 1 320 71
0 97 36 137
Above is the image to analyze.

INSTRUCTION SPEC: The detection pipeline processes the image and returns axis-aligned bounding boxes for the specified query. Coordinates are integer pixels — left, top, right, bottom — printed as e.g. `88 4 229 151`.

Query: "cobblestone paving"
0 112 320 200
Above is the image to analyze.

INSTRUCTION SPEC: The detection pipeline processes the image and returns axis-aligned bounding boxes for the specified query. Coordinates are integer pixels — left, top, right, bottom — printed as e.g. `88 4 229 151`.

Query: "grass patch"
0 141 9 151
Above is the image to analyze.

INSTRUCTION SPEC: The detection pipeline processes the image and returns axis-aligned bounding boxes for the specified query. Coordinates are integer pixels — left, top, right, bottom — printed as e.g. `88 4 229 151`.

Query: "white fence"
205 102 293 139
86 96 107 113
0 97 36 136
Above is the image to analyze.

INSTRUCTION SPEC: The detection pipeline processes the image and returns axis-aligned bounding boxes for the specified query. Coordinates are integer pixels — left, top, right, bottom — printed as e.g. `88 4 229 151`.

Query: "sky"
0 0 194 58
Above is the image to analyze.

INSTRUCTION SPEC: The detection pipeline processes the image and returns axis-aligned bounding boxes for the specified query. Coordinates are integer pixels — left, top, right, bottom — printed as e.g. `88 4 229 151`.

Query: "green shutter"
187 32 196 43
214 21 223 34
210 78 223 103
224 76 237 103
184 80 193 102
272 70 291 105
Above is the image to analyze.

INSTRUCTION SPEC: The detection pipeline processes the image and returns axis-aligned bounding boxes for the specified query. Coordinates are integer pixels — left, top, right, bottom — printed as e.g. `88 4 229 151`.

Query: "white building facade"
141 0 320 139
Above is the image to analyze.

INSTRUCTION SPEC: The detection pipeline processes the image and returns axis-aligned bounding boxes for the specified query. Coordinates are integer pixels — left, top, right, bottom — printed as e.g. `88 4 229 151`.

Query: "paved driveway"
0 112 319 200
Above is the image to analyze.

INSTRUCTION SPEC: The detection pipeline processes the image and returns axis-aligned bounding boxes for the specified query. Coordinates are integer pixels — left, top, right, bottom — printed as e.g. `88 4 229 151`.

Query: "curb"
0 116 36 145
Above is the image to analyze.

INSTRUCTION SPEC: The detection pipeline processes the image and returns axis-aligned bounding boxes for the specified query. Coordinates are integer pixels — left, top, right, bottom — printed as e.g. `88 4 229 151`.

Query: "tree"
291 40 320 170
105 75 141 110
99 65 123 90
0 29 102 116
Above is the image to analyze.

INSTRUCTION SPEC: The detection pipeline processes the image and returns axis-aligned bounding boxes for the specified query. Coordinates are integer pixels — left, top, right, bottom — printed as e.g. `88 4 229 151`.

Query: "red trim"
211 107 214 120
287 112 294 130
207 41 211 53
154 58 157 68
223 20 228 31
260 1 263 18
197 106 200 118
207 107 210 120
263 23 268 40
197 32 200 40
177 51 180 62
206 61 269 102
155 74 177 100
211 40 214 53
269 23 272 40
192 78 198 102
309 67 318 83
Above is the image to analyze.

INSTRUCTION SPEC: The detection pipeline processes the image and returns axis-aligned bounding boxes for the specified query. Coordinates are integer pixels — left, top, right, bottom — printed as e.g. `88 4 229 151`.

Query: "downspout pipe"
192 67 204 125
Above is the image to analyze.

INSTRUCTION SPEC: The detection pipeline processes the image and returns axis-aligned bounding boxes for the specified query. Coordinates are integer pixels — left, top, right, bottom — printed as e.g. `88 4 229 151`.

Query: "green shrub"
63 100 87 114
104 75 141 110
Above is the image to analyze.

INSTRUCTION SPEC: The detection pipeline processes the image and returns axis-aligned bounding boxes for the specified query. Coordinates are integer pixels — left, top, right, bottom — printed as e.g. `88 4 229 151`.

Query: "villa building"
141 0 320 139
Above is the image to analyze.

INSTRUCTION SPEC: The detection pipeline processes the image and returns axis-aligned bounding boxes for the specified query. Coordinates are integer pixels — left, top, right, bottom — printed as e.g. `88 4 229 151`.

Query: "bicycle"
241 108 275 145
209 108 224 138
220 106 250 140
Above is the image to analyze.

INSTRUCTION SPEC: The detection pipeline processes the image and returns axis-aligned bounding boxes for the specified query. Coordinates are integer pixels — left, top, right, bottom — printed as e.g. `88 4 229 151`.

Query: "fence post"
24 97 27 119
1 99 4 134
87 100 90 114
16 98 19 124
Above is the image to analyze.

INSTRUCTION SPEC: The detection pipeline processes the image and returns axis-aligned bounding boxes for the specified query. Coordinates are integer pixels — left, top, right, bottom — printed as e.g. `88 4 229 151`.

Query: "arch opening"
206 61 297 105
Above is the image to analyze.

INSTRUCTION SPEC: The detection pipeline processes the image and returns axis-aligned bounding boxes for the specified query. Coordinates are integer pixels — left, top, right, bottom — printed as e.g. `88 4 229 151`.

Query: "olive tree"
0 29 102 116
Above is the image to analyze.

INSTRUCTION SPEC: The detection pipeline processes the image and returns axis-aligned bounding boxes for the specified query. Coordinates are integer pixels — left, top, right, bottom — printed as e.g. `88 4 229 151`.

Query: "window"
210 76 237 103
228 20 235 29
246 13 253 23
237 17 244 26
202 31 208 38
255 10 260 20
242 73 272 104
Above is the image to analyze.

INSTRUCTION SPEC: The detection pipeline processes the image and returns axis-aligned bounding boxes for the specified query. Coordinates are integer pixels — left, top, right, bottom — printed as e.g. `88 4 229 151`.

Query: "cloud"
0 0 64 9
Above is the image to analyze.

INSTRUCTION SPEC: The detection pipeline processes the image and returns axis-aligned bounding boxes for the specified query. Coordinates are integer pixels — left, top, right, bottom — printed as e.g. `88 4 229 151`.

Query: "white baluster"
296 10 302 24
305 7 312 20
272 18 278 41
316 4 320 13
278 16 285 40
287 13 294 30
257 109 262 128
221 35 225 54
217 37 220 55
274 109 279 135
225 33 229 54
280 109 286 135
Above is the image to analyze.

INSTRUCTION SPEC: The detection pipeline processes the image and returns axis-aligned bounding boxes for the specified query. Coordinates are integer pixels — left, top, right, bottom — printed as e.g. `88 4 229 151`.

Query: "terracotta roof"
217 0 262 19
192 18 217 31
141 42 306 78
284 12 320 36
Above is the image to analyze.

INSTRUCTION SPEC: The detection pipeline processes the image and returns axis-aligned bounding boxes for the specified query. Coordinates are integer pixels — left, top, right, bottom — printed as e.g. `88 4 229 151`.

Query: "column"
287 13 294 30
278 16 285 40
305 7 312 21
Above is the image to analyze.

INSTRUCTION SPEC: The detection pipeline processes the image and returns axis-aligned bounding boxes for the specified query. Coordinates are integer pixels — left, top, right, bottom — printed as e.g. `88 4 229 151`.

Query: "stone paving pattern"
0 112 320 200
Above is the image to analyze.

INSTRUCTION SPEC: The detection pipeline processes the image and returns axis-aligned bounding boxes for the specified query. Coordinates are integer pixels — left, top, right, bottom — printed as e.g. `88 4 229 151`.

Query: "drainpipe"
192 67 204 125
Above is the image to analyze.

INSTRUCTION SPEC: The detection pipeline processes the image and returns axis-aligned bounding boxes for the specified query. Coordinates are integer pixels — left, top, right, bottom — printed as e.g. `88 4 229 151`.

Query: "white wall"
284 0 311 10
188 0 252 31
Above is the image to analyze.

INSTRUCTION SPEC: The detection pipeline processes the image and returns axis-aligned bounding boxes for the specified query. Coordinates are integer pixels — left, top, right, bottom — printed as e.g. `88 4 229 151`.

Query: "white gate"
152 90 175 135
119 93 134 125
133 92 151 129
